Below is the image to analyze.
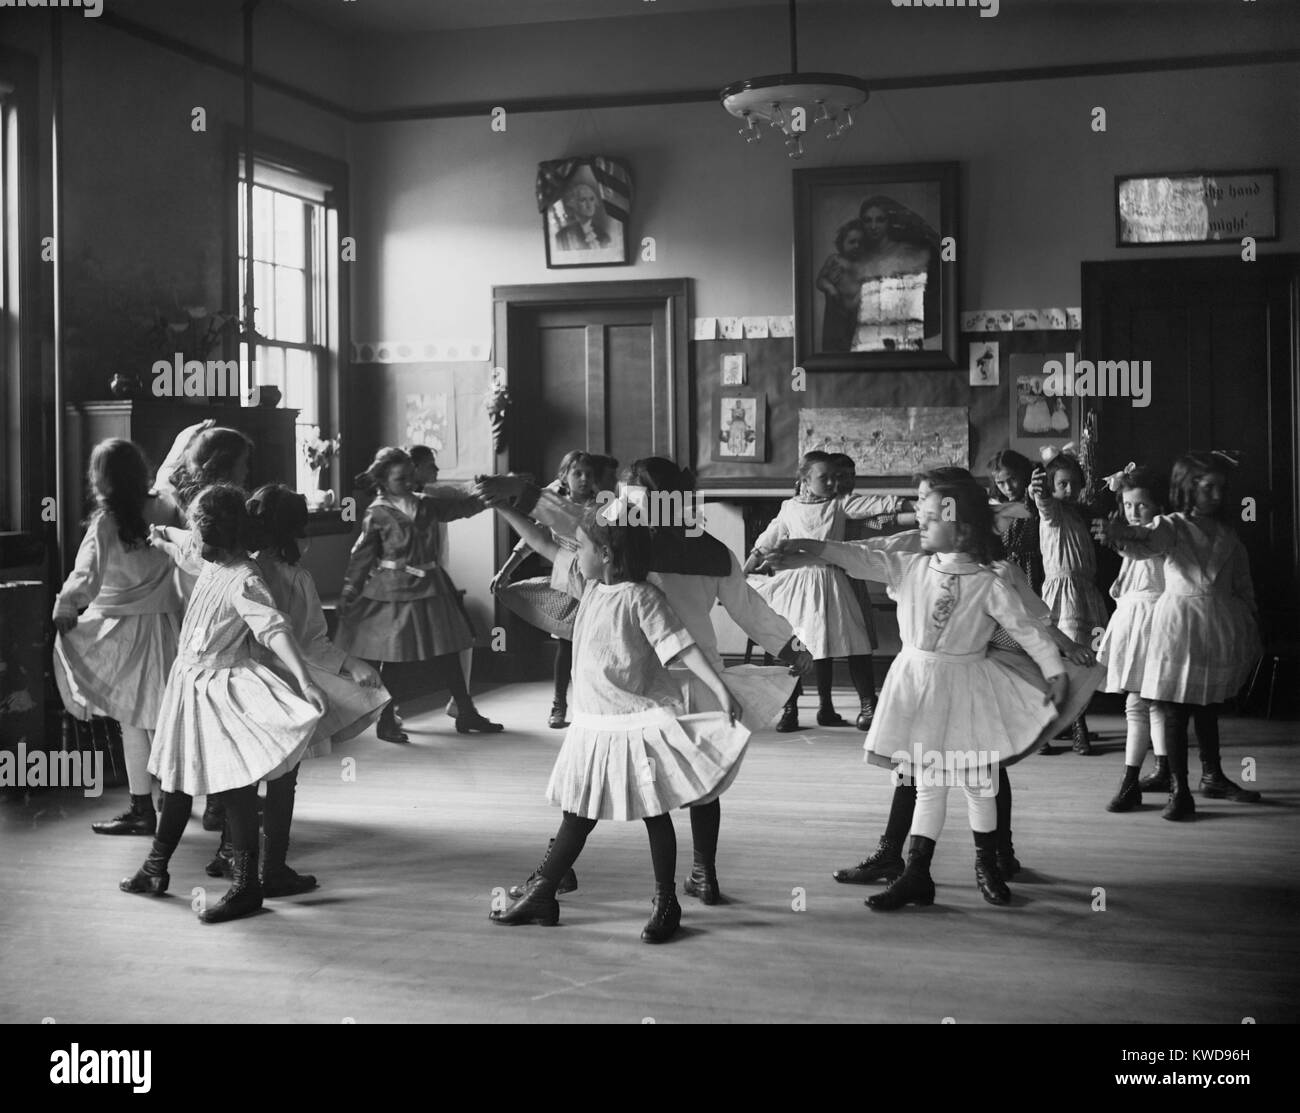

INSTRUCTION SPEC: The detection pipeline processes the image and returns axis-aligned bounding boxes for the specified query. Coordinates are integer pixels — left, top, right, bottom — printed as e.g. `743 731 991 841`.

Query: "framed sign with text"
1115 169 1278 246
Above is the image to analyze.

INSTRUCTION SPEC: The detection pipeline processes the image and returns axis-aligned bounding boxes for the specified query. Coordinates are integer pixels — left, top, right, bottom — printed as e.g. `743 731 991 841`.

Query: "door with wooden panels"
1083 256 1300 632
489 280 691 680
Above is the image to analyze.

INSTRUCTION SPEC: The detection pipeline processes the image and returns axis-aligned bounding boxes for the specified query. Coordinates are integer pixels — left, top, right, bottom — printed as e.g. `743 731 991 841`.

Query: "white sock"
121 726 153 796
1124 692 1151 766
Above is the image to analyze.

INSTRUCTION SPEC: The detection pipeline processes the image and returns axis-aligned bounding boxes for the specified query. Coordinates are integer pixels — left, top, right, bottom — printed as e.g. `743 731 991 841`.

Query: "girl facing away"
54 439 184 838
123 484 326 924
487 502 745 943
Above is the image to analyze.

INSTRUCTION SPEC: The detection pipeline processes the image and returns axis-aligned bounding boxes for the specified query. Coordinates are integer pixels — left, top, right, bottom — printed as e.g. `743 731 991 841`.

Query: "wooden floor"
2 683 1297 1024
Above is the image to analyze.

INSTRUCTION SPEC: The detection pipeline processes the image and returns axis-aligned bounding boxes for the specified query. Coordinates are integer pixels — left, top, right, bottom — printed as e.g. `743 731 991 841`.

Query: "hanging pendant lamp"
720 0 869 159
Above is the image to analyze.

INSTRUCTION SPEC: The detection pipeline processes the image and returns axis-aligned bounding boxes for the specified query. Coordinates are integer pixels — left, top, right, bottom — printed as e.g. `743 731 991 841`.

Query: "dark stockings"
1161 702 1192 791
214 783 260 853
689 798 721 870
848 654 875 702
431 651 472 709
539 810 677 889
156 791 194 847
553 638 573 705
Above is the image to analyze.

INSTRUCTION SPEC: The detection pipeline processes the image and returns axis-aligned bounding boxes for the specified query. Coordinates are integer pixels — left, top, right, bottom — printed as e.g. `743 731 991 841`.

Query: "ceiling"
273 0 1201 36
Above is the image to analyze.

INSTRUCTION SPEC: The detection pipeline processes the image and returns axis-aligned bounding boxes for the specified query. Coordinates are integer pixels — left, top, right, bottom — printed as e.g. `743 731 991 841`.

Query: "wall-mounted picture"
537 156 632 268
1115 168 1278 245
721 353 747 385
715 392 766 461
798 407 968 478
404 389 458 470
969 341 999 386
794 162 959 371
1009 352 1078 460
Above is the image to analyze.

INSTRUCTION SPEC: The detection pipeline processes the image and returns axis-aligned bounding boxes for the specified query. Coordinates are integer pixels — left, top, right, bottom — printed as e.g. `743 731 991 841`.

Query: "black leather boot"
1199 768 1261 803
1107 766 1143 813
855 693 876 731
548 702 568 729
833 836 904 884
1197 724 1261 802
641 885 682 943
199 849 264 923
491 874 561 926
508 838 577 899
92 793 156 836
1071 715 1093 755
205 823 234 878
262 826 317 898
377 703 409 744
201 796 225 831
866 836 936 910
973 831 1011 905
775 705 799 733
455 708 504 734
1162 786 1196 821
817 706 848 727
1138 755 1170 793
120 837 177 895
683 864 720 905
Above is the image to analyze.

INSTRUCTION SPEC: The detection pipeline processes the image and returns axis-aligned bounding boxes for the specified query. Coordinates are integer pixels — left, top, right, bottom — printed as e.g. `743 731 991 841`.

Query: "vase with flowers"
303 429 341 504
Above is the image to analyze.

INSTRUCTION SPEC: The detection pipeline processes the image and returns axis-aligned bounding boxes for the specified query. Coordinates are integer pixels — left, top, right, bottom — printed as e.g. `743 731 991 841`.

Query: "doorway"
1082 255 1300 635
489 279 692 678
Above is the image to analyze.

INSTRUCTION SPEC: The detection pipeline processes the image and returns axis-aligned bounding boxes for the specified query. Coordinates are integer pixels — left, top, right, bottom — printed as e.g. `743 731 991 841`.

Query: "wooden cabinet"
63 401 299 568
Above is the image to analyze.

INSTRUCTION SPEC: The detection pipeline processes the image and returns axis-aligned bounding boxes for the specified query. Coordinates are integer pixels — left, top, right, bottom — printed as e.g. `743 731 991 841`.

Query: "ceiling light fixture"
719 0 869 159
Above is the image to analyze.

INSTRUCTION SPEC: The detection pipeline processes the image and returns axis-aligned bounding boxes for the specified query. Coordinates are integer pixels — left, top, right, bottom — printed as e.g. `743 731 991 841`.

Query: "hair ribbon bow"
1038 441 1078 464
1104 462 1137 492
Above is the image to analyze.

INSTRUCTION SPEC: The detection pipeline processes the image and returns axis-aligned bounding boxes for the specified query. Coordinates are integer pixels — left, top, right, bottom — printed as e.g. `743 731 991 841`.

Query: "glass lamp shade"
721 72 869 157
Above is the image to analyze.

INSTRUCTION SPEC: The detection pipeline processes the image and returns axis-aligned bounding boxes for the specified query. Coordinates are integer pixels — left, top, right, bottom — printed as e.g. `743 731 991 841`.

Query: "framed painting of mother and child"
794 162 960 371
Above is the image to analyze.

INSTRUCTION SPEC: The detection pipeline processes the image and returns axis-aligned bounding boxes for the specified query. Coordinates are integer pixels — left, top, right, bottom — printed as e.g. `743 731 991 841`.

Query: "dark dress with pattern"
336 492 483 662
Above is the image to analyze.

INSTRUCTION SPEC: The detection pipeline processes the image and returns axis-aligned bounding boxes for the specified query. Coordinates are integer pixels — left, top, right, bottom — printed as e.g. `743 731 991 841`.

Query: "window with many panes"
237 156 341 497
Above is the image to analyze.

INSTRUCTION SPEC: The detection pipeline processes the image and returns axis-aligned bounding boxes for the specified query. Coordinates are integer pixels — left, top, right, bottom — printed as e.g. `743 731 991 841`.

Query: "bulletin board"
692 331 1080 488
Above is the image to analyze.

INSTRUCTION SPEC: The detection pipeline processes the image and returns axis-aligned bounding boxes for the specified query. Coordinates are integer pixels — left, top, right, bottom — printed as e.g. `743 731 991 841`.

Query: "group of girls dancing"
54 425 499 924
54 421 1264 940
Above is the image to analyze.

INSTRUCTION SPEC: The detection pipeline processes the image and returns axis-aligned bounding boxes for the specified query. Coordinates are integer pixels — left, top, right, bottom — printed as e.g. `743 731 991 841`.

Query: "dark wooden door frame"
1082 253 1300 597
491 278 692 464
487 278 691 679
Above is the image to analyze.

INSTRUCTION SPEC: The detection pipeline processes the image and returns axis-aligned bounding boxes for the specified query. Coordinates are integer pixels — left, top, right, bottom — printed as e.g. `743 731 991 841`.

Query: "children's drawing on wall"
405 390 458 469
969 340 999 386
715 392 765 461
798 407 968 477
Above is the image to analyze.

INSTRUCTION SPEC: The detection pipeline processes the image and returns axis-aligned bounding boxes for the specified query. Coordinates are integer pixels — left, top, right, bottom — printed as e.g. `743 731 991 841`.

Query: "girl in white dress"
152 425 254 836
778 482 1067 910
1096 452 1262 820
1032 450 1111 754
53 440 184 838
196 485 387 894
744 451 910 732
121 485 327 924
479 459 810 907
487 501 744 944
1097 466 1170 813
786 472 1099 890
